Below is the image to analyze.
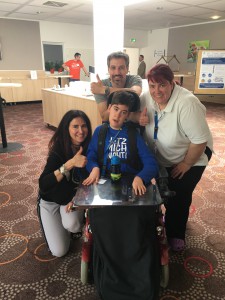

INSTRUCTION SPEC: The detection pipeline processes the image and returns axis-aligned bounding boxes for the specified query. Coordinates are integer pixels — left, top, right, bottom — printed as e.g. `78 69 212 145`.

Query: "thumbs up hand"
139 107 149 126
91 74 105 95
72 146 87 168
96 74 101 83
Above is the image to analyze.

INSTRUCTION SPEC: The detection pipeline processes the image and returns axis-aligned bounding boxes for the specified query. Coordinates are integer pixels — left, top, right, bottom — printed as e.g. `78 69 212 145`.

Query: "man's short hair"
140 55 144 59
107 51 129 68
74 52 81 57
108 91 140 112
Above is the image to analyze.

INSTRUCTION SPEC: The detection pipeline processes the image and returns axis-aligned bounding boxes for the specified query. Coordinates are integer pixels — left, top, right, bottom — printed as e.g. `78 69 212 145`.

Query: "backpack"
97 122 143 174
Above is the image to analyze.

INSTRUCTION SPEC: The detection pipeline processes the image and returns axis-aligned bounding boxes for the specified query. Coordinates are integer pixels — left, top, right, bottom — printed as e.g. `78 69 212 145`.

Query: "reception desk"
41 88 102 131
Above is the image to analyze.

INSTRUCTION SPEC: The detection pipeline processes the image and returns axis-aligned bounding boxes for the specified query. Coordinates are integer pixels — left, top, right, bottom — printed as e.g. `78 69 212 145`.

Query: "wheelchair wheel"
160 264 169 288
81 260 89 284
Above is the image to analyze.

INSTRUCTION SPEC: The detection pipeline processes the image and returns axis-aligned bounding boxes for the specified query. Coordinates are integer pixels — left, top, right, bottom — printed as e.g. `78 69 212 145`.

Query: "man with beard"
91 51 143 122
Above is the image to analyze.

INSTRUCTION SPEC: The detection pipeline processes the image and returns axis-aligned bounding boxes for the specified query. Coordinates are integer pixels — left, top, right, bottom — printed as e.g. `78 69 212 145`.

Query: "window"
43 43 63 71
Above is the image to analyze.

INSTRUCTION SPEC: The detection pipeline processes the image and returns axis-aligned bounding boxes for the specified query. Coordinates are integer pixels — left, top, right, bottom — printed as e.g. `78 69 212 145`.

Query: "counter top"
42 87 95 101
0 83 22 87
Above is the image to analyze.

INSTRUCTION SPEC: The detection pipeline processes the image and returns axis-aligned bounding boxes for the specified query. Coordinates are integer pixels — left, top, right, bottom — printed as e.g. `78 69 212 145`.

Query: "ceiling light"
211 15 221 20
43 1 68 7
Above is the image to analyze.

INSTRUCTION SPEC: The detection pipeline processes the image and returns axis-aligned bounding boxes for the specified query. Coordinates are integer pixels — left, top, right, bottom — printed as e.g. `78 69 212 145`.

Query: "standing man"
62 52 89 82
91 51 142 122
137 54 146 79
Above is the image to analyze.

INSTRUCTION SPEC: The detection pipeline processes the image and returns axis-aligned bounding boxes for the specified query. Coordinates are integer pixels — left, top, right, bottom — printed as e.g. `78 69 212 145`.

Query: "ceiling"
1 0 225 31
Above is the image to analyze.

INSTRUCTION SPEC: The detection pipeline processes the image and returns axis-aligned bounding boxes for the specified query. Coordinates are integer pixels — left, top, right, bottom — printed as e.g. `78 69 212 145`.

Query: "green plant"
54 60 63 72
45 61 55 71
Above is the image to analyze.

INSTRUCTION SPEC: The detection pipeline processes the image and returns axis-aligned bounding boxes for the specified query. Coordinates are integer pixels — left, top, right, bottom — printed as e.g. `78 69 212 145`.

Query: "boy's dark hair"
107 91 140 112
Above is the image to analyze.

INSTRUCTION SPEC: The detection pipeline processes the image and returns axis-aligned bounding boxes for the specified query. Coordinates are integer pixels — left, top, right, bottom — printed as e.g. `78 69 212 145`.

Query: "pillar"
93 0 124 78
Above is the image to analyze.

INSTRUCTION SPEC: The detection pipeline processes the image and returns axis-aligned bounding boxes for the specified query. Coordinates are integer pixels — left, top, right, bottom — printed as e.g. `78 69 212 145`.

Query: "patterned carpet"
0 102 225 300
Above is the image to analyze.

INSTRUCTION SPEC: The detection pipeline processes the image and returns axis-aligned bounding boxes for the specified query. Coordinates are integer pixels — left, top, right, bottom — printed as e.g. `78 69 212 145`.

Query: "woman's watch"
59 164 70 181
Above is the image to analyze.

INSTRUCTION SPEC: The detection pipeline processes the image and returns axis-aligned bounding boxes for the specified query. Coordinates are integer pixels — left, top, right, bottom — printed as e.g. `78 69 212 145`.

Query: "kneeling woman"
38 110 92 257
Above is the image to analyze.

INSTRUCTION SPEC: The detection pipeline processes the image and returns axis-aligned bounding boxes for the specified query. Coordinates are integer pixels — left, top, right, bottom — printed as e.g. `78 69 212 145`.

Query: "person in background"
90 51 143 122
137 54 146 79
82 91 159 300
38 110 92 257
142 63 213 252
62 52 89 81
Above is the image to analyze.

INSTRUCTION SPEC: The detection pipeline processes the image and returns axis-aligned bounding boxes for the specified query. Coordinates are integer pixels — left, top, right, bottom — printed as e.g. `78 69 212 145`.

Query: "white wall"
40 21 94 49
124 29 148 48
124 48 139 75
140 28 169 73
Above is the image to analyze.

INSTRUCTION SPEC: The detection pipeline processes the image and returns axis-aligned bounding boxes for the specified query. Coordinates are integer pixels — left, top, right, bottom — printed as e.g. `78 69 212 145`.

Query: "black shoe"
71 231 82 240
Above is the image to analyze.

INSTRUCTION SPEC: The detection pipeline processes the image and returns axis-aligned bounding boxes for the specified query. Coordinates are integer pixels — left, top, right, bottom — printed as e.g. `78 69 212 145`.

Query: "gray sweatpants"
38 199 83 257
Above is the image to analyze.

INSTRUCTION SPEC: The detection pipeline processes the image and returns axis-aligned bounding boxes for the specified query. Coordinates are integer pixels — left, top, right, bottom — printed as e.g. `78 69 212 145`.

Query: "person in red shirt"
62 52 89 81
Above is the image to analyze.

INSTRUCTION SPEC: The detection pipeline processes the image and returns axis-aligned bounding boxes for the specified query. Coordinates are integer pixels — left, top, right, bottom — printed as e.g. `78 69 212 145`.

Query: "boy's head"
107 91 140 129
107 91 140 112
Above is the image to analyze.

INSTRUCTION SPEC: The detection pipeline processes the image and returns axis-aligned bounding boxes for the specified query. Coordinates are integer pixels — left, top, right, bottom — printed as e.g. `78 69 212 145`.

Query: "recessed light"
211 15 221 20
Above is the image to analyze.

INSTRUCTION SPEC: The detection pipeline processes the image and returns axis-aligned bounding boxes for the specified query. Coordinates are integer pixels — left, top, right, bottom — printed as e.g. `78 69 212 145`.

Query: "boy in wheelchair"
82 91 160 300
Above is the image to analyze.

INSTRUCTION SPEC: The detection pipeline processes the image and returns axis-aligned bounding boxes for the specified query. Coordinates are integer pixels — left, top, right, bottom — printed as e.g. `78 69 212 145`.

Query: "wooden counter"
41 88 102 131
0 70 69 103
174 73 195 88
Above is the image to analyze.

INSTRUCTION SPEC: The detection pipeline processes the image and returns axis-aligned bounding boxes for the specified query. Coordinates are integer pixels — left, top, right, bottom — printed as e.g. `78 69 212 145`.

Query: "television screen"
89 66 95 73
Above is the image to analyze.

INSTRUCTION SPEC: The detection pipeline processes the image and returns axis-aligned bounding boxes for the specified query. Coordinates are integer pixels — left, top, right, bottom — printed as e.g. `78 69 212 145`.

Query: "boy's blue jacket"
86 124 159 184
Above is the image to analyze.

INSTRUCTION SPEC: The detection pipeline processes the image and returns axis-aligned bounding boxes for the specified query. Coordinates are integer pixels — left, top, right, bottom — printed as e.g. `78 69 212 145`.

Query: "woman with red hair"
142 64 213 251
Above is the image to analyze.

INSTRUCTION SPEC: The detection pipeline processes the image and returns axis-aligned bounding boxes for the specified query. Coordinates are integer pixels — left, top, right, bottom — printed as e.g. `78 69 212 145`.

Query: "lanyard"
154 111 158 140
101 128 121 177
154 109 165 140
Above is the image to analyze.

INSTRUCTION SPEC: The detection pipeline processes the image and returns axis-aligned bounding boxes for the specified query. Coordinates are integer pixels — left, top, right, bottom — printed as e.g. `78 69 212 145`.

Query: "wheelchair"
79 178 175 289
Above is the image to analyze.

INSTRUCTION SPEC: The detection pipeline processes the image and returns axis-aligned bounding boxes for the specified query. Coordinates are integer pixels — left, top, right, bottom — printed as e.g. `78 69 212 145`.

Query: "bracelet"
59 164 70 181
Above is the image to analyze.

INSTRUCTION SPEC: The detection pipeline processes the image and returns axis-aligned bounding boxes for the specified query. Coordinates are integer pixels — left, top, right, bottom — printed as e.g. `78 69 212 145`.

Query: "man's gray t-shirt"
94 75 142 104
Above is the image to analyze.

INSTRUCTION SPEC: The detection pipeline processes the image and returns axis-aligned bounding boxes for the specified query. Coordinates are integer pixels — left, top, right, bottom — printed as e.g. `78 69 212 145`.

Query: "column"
93 0 124 77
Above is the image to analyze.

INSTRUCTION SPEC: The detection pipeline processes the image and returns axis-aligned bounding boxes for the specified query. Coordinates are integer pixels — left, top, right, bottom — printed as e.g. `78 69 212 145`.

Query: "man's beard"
112 75 124 87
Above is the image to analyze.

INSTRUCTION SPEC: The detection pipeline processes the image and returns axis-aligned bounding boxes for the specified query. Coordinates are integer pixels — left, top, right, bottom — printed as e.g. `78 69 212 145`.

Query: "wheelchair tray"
72 176 163 208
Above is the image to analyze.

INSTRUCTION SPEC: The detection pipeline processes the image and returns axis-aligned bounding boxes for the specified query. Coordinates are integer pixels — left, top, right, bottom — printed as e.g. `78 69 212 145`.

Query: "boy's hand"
132 176 146 195
83 167 100 185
